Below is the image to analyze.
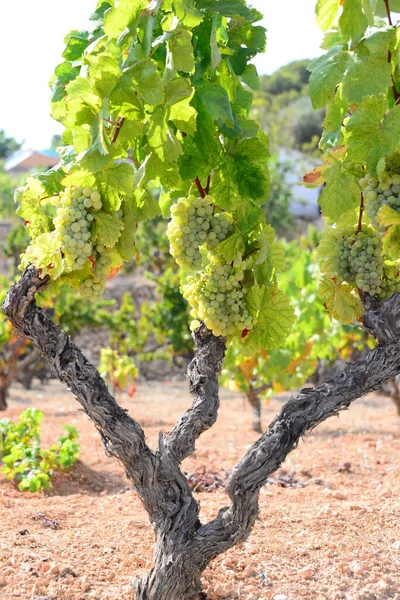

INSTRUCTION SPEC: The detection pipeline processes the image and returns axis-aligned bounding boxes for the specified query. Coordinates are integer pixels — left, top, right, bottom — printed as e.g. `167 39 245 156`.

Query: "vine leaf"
174 0 203 27
319 276 363 324
215 232 245 263
20 234 63 279
93 212 124 247
315 0 340 31
168 28 195 73
318 157 361 220
346 96 400 171
243 287 296 354
338 0 368 45
308 47 351 110
103 0 146 39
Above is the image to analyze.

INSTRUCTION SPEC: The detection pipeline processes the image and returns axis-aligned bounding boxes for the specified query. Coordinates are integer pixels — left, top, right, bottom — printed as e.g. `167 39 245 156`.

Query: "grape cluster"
52 186 102 271
167 194 232 270
360 173 400 230
80 247 112 299
336 228 384 296
182 256 252 337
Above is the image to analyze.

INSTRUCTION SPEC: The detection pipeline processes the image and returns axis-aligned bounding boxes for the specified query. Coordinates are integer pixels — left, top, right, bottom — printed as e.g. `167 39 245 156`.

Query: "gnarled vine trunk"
4 266 400 599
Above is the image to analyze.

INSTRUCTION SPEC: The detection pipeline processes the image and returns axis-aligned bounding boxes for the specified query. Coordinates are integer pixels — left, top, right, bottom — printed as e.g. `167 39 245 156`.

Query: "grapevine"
304 1 400 321
12 0 296 355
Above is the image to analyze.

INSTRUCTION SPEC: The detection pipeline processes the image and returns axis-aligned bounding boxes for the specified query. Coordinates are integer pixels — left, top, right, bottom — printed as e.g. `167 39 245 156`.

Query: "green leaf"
116 202 137 262
375 0 400 16
174 0 203 27
169 97 198 134
315 0 340 31
210 165 240 211
133 188 161 220
126 60 164 106
195 0 260 22
165 78 193 105
215 232 245 263
243 287 295 353
320 84 348 150
319 276 363 324
147 108 183 162
111 75 144 118
342 54 392 104
88 54 121 98
382 225 400 256
61 169 96 188
241 64 259 90
95 163 134 212
20 233 63 279
117 119 144 145
93 212 124 247
103 0 146 38
195 81 234 127
362 0 375 26
271 240 286 273
168 27 195 73
308 46 351 109
338 0 368 45
346 96 400 170
319 158 361 219
378 204 400 226
62 30 90 61
105 162 134 197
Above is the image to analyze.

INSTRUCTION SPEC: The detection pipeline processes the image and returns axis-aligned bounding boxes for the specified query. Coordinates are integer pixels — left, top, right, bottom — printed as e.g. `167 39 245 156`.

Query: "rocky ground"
0 380 399 600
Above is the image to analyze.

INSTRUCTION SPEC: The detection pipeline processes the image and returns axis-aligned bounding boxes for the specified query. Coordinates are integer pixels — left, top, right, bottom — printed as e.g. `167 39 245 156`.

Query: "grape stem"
128 155 141 168
111 117 126 144
103 117 120 127
357 192 365 233
205 175 211 195
384 0 393 25
194 177 206 199
243 247 260 260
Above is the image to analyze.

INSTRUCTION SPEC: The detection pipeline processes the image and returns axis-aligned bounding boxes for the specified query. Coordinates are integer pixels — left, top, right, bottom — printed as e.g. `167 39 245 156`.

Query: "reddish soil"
1 381 400 600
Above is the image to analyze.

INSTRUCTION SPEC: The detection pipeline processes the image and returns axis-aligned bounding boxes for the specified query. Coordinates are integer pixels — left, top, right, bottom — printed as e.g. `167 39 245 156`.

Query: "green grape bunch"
20 184 125 301
51 186 102 271
183 255 252 338
167 194 233 270
336 228 392 298
360 172 400 230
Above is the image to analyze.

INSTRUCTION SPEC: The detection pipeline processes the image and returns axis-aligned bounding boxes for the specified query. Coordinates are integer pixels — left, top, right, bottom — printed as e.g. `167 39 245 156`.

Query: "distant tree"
260 59 310 96
0 130 22 160
252 60 324 152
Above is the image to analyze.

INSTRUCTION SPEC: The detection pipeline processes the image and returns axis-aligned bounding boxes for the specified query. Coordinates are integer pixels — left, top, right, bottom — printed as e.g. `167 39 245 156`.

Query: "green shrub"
0 408 79 492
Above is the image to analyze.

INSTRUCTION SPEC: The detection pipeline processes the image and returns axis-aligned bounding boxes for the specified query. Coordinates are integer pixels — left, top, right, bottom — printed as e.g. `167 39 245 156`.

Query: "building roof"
4 149 59 172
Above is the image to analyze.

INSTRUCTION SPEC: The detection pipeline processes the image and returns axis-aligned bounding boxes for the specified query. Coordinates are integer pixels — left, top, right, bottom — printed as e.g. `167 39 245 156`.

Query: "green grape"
167 194 233 271
182 254 252 338
335 228 385 297
362 167 400 231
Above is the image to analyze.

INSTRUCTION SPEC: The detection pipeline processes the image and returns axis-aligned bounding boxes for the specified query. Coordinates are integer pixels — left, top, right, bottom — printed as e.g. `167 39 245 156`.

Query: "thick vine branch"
190 293 400 564
165 326 226 463
2 266 157 491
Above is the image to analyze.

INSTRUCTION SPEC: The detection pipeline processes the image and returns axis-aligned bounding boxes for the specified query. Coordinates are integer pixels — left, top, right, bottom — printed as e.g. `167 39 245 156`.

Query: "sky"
0 0 323 150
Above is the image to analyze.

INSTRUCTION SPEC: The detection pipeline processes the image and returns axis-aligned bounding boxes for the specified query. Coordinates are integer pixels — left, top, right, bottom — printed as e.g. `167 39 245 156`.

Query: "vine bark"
4 267 400 599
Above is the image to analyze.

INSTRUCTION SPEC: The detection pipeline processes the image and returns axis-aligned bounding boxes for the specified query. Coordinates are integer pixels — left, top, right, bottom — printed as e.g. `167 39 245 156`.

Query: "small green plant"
0 408 79 492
